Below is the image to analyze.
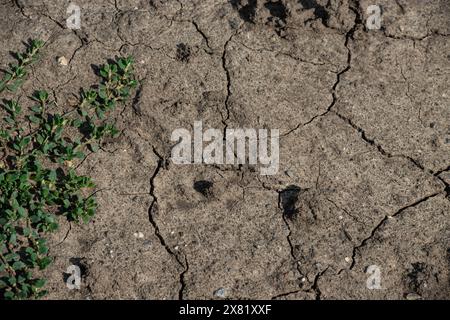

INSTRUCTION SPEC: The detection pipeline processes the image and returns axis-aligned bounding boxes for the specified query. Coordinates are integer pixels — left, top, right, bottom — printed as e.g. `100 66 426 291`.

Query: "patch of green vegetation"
0 40 137 299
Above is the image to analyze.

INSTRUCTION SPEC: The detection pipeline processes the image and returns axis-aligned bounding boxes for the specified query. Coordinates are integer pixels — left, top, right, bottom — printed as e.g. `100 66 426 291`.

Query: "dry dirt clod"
57 56 68 66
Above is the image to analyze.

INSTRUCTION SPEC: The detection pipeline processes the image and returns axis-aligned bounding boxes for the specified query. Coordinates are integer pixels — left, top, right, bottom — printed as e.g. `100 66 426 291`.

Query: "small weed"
0 39 44 94
0 40 137 299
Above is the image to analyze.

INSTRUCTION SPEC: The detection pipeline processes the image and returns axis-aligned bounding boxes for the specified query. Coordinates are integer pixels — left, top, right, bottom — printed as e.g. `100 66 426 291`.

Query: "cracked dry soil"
1 0 449 300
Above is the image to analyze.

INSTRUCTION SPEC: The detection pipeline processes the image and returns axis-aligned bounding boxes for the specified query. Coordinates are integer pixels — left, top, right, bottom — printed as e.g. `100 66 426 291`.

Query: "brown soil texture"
0 0 449 300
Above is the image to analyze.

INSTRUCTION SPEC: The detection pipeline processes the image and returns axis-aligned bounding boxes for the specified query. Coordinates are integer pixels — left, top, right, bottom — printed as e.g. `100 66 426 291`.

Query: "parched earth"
0 0 449 299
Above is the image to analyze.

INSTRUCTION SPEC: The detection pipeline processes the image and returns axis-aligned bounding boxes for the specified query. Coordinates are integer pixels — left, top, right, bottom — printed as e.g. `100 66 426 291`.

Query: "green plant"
0 39 44 93
0 40 137 299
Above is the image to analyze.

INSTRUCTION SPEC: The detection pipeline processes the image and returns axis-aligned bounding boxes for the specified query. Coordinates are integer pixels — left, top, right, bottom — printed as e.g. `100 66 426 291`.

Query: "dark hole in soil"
406 262 429 294
230 0 258 23
176 43 191 63
298 0 329 23
194 180 214 198
265 0 288 22
280 185 301 219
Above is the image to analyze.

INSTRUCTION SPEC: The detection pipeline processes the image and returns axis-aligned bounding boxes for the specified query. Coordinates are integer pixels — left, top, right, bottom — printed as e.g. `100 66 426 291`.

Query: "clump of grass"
0 40 137 299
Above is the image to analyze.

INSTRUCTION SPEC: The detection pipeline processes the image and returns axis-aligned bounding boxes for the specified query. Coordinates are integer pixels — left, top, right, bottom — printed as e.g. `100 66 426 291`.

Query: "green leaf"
9 233 17 245
96 108 105 119
37 256 52 270
29 115 41 124
48 170 56 182
39 90 48 101
34 278 46 288
2 72 12 82
4 117 15 124
63 199 70 208
11 198 19 210
23 227 31 237
72 119 82 128
7 276 16 286
75 151 85 159
31 105 42 113
17 207 27 218
7 79 24 92
36 134 45 145
88 143 99 152
12 261 26 271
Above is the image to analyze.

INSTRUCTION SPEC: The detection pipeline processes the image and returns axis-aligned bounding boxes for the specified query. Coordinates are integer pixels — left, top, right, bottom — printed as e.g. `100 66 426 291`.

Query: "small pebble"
344 257 352 263
406 293 422 300
57 56 68 66
214 288 226 298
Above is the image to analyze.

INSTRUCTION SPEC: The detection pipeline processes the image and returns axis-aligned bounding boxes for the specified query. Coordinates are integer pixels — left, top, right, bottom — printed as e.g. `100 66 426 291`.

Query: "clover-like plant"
0 40 137 299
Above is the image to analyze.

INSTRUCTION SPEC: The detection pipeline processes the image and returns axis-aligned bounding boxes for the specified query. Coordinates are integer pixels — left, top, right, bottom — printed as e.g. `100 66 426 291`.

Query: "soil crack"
348 192 442 270
148 147 189 300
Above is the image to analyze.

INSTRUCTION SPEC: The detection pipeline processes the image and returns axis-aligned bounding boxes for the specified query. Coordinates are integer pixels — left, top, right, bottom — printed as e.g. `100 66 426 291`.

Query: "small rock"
143 240 152 247
406 293 422 300
214 288 226 298
344 257 352 263
57 56 68 66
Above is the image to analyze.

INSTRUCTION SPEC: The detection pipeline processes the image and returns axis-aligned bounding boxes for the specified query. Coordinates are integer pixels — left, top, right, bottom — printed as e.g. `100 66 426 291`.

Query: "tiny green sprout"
0 39 137 299
32 90 49 103
0 40 44 94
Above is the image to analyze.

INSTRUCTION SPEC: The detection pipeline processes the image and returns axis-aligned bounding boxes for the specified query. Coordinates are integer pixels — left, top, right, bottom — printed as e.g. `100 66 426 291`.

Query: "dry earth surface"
0 0 449 299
